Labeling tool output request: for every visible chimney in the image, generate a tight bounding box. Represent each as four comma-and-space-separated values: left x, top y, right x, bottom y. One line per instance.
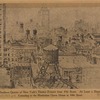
30, 19, 33, 23
20, 23, 23, 28
33, 29, 37, 36
19, 23, 24, 33
58, 36, 62, 41
32, 29, 37, 42
26, 29, 30, 42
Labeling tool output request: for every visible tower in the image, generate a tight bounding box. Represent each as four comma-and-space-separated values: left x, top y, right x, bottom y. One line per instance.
38, 7, 50, 37
35, 45, 61, 85
39, 7, 50, 30
0, 4, 6, 66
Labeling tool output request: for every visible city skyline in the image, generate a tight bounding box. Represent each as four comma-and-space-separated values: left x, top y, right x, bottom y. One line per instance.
6, 5, 100, 34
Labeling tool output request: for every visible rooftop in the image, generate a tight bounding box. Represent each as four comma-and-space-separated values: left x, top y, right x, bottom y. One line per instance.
43, 44, 58, 51
59, 56, 93, 68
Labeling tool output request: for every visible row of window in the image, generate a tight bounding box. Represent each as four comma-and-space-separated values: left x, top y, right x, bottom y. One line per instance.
13, 49, 35, 52
4, 48, 10, 51
4, 53, 10, 56
4, 57, 31, 62
4, 58, 10, 61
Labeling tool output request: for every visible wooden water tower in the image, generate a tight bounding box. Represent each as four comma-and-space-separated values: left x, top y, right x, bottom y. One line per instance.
37, 44, 61, 79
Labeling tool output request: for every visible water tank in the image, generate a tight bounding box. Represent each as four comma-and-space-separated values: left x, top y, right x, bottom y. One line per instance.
43, 44, 58, 64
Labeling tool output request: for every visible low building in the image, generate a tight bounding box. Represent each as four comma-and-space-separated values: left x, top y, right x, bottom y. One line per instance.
59, 56, 82, 83
10, 42, 37, 67
76, 44, 92, 56
58, 55, 98, 88
9, 42, 37, 88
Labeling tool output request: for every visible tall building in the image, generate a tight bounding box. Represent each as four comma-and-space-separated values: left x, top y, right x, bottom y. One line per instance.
38, 7, 50, 37
0, 4, 6, 65
39, 7, 50, 30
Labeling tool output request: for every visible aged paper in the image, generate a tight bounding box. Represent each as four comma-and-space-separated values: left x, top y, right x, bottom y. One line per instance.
0, 3, 100, 99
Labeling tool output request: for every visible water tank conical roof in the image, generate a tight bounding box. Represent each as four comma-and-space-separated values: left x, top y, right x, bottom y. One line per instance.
43, 44, 58, 51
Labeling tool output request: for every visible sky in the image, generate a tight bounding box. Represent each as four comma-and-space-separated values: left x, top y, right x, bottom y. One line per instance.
5, 4, 100, 40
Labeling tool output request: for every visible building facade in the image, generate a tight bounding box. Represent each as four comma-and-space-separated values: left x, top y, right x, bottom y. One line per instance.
3, 43, 11, 68
0, 4, 6, 66
9, 43, 37, 88
10, 43, 37, 67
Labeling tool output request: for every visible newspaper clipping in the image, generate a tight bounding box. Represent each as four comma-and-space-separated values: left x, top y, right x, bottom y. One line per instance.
0, 3, 100, 99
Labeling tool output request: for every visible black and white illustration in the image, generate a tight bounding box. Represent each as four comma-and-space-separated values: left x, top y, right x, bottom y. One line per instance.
0, 4, 100, 89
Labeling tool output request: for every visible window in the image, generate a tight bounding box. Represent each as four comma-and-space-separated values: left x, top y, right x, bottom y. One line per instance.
0, 62, 2, 65
4, 49, 7, 51
5, 61, 8, 64
8, 58, 10, 61
63, 69, 82, 83
0, 57, 2, 60
4, 54, 7, 56
15, 58, 17, 61
76, 74, 82, 83
64, 71, 69, 77
4, 58, 7, 60
28, 67, 30, 70
12, 58, 14, 61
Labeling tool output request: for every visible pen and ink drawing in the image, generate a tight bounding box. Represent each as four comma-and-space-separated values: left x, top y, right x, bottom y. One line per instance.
0, 4, 100, 89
